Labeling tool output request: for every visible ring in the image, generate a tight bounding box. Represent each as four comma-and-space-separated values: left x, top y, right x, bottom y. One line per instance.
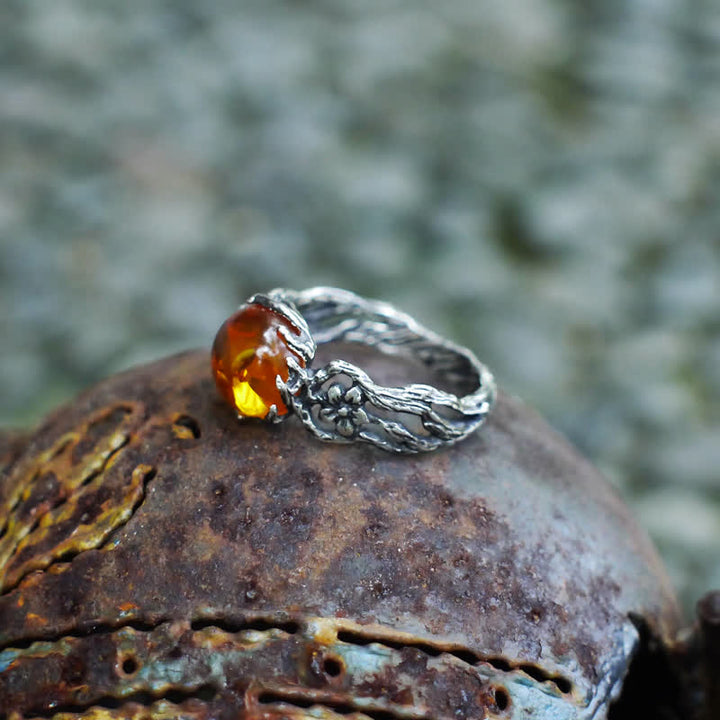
211, 287, 496, 453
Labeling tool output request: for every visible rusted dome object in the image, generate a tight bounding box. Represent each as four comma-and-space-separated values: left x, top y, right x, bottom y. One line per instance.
0, 350, 680, 720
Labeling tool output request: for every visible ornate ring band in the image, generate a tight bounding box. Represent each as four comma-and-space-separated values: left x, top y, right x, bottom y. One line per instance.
211, 287, 496, 454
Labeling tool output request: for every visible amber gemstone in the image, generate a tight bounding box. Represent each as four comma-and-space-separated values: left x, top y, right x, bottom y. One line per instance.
211, 303, 305, 419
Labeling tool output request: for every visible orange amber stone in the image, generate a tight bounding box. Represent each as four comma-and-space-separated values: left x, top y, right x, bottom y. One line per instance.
211, 303, 305, 419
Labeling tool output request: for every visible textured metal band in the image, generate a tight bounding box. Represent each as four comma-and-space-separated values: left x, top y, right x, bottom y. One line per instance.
249, 287, 496, 454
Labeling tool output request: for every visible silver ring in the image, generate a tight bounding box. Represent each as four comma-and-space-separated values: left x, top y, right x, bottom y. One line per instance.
211, 287, 496, 454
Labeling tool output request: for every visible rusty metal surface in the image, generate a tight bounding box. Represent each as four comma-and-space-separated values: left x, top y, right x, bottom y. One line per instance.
0, 349, 681, 719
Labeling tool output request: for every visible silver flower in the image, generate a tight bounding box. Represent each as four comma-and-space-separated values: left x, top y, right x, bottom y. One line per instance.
318, 383, 369, 437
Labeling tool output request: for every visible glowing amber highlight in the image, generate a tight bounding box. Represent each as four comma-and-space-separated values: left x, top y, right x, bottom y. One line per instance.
211, 303, 304, 418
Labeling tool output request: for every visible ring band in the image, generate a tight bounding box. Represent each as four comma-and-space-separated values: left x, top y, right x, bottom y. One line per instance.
211, 287, 496, 454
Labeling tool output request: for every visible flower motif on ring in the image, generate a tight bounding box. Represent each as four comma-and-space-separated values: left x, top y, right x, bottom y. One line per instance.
319, 383, 368, 438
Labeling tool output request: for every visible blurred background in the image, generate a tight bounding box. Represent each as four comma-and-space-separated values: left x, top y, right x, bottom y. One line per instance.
0, 1, 718, 615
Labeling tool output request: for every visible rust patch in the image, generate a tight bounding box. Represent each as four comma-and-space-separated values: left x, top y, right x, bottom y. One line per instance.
171, 414, 202, 441
0, 403, 144, 593
3, 463, 156, 593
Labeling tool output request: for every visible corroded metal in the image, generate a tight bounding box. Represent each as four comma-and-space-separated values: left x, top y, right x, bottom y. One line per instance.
0, 349, 681, 719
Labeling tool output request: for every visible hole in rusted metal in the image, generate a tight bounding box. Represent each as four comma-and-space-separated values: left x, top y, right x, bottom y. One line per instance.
120, 655, 139, 676
257, 690, 416, 720
450, 647, 479, 665
337, 629, 442, 657
144, 466, 157, 481
487, 656, 512, 672
172, 414, 202, 439
322, 654, 345, 677
518, 663, 571, 694
493, 686, 510, 711
190, 617, 299, 635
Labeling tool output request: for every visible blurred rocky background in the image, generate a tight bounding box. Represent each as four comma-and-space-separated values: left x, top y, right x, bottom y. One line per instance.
0, 0, 718, 615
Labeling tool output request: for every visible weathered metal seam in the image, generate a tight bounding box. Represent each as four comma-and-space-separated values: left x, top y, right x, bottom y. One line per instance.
253, 685, 435, 720
332, 624, 574, 698
0, 614, 574, 701
1, 684, 217, 720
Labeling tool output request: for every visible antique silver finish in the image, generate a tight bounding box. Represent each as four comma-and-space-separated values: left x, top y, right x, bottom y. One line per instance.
251, 287, 496, 453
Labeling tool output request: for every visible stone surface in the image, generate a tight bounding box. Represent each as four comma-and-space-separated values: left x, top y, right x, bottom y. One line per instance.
0, 350, 680, 719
